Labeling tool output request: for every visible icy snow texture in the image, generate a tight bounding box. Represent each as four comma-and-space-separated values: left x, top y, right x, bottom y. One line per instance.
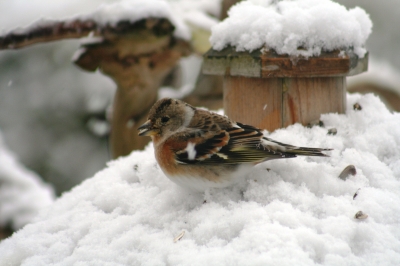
0, 133, 54, 230
210, 0, 372, 58
0, 94, 399, 265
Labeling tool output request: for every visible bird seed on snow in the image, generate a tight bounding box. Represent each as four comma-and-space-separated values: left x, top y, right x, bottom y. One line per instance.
174, 231, 185, 243
355, 211, 368, 220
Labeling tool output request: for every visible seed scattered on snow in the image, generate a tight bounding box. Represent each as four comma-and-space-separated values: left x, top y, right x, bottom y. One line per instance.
307, 120, 324, 128
174, 231, 185, 243
339, 165, 357, 180
353, 188, 360, 200
355, 211, 368, 220
327, 128, 337, 135
353, 103, 362, 110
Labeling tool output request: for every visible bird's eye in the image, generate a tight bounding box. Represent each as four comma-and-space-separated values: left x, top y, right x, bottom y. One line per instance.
161, 116, 170, 123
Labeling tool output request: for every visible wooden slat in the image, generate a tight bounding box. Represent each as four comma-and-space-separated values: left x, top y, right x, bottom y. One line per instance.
203, 47, 368, 78
282, 77, 346, 127
223, 76, 282, 131
203, 48, 261, 77
261, 50, 350, 77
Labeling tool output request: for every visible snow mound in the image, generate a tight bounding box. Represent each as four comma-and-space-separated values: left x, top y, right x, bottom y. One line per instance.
0, 94, 399, 265
210, 0, 372, 58
0, 134, 54, 230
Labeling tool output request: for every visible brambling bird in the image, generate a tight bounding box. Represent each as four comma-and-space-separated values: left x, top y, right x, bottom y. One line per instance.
138, 98, 330, 191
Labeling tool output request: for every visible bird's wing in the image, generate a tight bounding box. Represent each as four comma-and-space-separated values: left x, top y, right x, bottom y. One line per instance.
169, 129, 231, 165
170, 122, 296, 165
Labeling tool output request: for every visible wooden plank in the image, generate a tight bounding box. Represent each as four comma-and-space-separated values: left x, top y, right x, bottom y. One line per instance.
261, 50, 350, 78
203, 47, 261, 77
223, 76, 282, 131
203, 47, 368, 78
282, 77, 346, 127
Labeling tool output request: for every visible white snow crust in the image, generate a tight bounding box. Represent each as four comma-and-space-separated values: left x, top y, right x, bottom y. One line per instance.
5, 0, 191, 41
210, 0, 372, 58
0, 134, 54, 230
0, 93, 399, 265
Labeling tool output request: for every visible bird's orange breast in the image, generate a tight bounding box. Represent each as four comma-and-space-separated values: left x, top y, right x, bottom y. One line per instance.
154, 140, 180, 176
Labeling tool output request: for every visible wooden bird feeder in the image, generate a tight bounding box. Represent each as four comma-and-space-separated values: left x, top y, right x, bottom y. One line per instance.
0, 17, 191, 159
72, 19, 191, 157
203, 47, 368, 131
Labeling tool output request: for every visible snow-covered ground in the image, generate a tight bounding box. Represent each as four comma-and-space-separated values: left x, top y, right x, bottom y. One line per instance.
0, 132, 54, 231
0, 3, 399, 263
0, 93, 399, 265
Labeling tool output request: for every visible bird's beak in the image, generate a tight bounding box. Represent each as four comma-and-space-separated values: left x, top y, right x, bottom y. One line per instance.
138, 120, 156, 136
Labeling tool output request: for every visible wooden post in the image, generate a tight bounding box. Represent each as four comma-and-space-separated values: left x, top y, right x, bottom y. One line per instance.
73, 19, 191, 158
203, 47, 368, 131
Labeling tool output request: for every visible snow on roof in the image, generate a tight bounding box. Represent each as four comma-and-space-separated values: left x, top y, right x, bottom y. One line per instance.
0, 133, 54, 230
7, 0, 191, 41
0, 93, 399, 265
86, 0, 191, 40
210, 0, 372, 58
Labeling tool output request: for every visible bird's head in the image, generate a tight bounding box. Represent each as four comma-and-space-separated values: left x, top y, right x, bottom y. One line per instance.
138, 98, 195, 138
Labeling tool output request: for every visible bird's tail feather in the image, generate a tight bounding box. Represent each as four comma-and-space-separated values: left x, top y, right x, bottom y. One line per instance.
286, 147, 331, 157
262, 137, 331, 157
